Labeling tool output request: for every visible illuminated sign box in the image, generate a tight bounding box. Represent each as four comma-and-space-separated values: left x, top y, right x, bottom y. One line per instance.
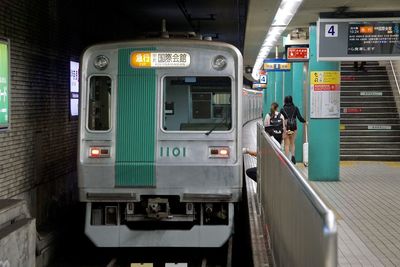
263, 59, 291, 71
70, 61, 79, 117
0, 39, 9, 130
131, 52, 190, 68
285, 45, 309, 62
252, 83, 267, 89
318, 18, 400, 60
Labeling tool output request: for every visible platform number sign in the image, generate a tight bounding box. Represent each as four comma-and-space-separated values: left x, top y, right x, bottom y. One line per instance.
259, 74, 267, 84
325, 24, 338, 37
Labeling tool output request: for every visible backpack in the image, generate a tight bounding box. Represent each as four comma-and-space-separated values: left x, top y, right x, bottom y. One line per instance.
268, 113, 283, 135
283, 108, 297, 131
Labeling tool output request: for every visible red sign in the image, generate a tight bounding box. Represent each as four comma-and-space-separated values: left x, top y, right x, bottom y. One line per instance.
287, 47, 309, 60
343, 108, 362, 113
313, 84, 340, 91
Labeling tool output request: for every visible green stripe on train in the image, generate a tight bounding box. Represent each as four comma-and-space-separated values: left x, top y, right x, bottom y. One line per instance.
115, 47, 156, 187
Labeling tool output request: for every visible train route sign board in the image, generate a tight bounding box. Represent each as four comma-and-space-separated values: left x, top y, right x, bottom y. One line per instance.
310, 71, 340, 118
318, 18, 400, 60
0, 40, 9, 129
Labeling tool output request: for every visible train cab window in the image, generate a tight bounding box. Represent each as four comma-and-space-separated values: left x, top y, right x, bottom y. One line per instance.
163, 76, 232, 131
88, 76, 111, 131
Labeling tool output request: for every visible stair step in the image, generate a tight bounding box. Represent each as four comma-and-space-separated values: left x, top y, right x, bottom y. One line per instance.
340, 124, 400, 130
341, 96, 395, 101
341, 113, 399, 118
341, 130, 400, 136
341, 86, 392, 90
340, 155, 400, 161
340, 148, 400, 155
341, 118, 400, 123
341, 65, 387, 70
341, 142, 400, 149
341, 107, 398, 113
341, 75, 389, 81
341, 91, 393, 97
341, 102, 396, 107
341, 81, 391, 86
341, 136, 400, 142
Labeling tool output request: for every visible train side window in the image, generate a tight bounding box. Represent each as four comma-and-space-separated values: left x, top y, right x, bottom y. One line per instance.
88, 76, 111, 131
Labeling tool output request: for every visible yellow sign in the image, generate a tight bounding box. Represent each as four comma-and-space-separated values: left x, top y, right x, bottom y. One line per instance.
130, 52, 190, 68
311, 71, 340, 85
263, 62, 291, 71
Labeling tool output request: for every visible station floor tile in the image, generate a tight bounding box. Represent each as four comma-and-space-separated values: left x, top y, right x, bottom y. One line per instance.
298, 162, 400, 266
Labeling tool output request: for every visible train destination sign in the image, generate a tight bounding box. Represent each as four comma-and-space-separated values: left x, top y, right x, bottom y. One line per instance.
0, 40, 9, 130
318, 18, 400, 60
348, 22, 400, 55
131, 52, 190, 68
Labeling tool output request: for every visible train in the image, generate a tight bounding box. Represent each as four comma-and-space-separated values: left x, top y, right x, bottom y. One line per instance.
78, 39, 262, 247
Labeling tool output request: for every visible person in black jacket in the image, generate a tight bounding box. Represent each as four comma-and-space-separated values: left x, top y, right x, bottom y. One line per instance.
280, 96, 306, 164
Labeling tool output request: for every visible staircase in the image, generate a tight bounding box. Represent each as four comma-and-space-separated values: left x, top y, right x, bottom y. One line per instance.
340, 62, 400, 161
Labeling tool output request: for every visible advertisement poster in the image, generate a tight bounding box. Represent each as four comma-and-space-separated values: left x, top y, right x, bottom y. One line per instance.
70, 61, 79, 117
310, 71, 340, 118
0, 41, 8, 129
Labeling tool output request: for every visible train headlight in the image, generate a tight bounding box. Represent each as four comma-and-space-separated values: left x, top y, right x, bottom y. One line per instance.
93, 55, 109, 70
209, 147, 230, 158
212, 55, 227, 70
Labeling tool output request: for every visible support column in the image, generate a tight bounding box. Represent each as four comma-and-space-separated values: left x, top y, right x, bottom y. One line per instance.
308, 25, 340, 181
265, 71, 276, 119
275, 72, 283, 106
292, 62, 304, 161
283, 69, 293, 101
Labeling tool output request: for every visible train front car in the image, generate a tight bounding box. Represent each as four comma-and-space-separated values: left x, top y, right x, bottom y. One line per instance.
78, 40, 243, 247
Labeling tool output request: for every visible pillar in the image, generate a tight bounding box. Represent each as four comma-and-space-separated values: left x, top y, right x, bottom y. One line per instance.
308, 25, 340, 181
292, 62, 304, 161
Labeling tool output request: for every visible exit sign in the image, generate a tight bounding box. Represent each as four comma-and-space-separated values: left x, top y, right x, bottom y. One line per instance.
286, 46, 309, 62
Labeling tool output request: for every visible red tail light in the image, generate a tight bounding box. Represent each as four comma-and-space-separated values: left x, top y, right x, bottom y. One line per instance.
89, 147, 110, 158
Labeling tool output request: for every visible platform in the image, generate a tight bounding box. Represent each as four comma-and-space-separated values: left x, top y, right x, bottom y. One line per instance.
298, 162, 400, 267
243, 119, 400, 266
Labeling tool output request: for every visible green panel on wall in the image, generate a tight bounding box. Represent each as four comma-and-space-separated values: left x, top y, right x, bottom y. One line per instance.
116, 47, 156, 187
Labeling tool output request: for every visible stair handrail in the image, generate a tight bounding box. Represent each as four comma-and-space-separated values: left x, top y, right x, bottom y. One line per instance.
389, 60, 400, 97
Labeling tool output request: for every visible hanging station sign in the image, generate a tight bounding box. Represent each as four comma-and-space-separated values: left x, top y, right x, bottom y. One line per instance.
0, 39, 9, 130
310, 71, 341, 118
263, 59, 291, 71
285, 45, 309, 62
317, 18, 400, 61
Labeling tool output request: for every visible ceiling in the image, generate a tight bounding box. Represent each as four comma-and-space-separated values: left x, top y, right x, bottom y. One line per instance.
70, 0, 247, 51
243, 0, 400, 80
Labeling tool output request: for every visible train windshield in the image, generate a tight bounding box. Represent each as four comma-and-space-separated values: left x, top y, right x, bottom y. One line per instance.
163, 76, 232, 132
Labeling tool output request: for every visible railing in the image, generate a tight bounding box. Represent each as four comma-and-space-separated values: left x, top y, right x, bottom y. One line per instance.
389, 60, 400, 97
256, 124, 337, 267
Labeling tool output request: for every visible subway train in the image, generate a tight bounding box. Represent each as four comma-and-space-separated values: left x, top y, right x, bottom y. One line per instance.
78, 39, 262, 247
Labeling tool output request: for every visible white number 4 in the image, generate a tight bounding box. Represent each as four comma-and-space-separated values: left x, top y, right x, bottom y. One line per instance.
325, 24, 338, 37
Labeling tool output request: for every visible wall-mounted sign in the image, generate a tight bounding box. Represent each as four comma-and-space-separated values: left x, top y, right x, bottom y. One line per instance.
0, 39, 9, 130
70, 61, 79, 117
285, 46, 309, 61
263, 59, 291, 71
318, 18, 400, 60
252, 83, 266, 89
130, 52, 190, 68
259, 74, 267, 84
310, 71, 340, 118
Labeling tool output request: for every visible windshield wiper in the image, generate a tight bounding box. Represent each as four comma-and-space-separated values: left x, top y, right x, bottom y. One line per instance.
205, 117, 229, 136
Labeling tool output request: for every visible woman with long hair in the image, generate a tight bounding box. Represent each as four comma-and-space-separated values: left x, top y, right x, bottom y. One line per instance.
264, 102, 285, 145
280, 96, 306, 164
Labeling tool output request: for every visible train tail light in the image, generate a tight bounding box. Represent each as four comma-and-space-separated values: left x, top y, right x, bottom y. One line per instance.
209, 147, 230, 158
89, 147, 110, 158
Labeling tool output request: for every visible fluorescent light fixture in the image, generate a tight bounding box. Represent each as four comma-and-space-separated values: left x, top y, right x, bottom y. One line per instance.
251, 0, 303, 80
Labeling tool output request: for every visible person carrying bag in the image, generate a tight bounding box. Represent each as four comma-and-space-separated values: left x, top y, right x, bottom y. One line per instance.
264, 102, 285, 145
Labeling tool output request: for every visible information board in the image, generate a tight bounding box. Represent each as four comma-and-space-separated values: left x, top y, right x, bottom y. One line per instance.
310, 71, 340, 118
318, 18, 400, 60
0, 40, 9, 129
70, 61, 79, 117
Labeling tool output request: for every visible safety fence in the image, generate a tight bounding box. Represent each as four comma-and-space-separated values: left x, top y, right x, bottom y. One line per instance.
256, 123, 337, 267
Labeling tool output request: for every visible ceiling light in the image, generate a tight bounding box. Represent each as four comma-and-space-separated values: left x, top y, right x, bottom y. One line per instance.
251, 0, 303, 80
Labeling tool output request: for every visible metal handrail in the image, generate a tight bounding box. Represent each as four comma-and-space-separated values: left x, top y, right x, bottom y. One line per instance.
257, 123, 337, 266
390, 60, 400, 97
